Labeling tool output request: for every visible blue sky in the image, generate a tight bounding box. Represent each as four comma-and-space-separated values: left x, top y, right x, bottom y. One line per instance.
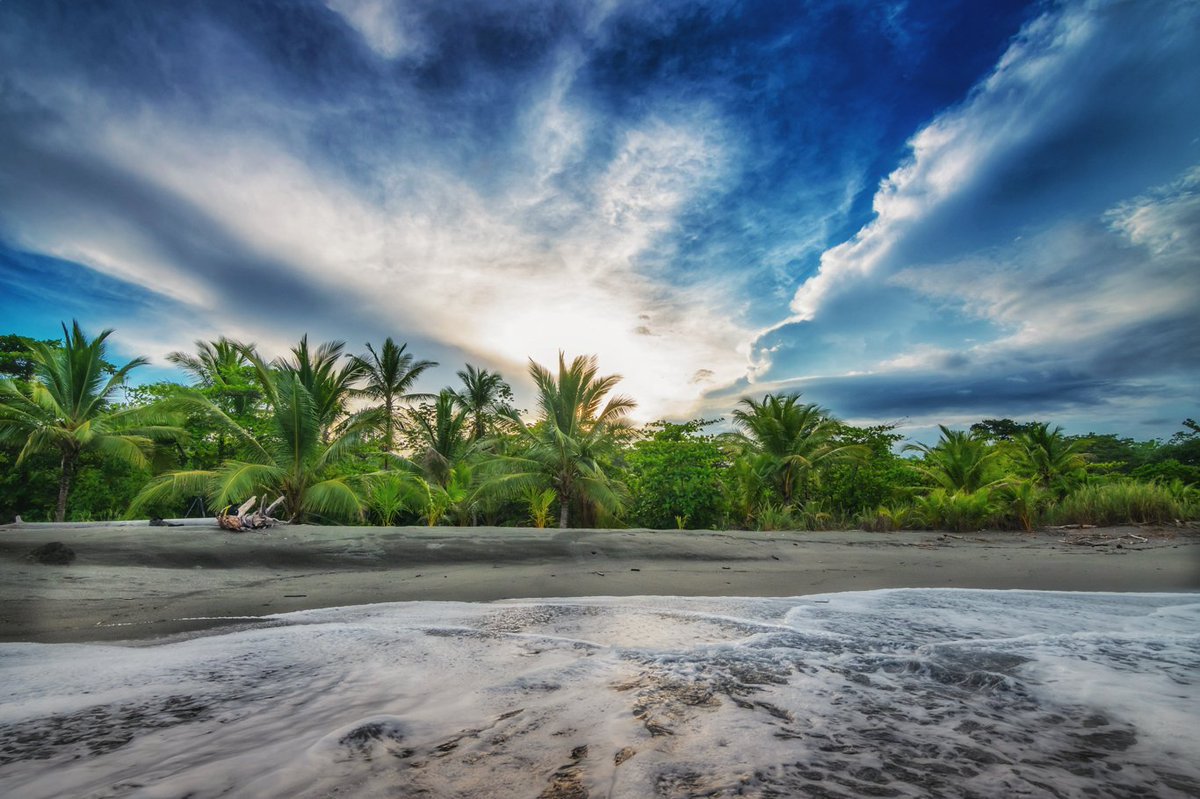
0, 0, 1196, 439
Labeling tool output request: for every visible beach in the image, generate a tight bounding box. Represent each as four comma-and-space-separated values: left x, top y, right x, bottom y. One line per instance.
1, 522, 1196, 643
3, 523, 1200, 798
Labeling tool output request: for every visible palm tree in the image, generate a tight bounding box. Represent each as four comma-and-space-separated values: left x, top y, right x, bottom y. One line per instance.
351, 338, 437, 459
166, 337, 257, 414
452, 364, 512, 441
484, 353, 634, 528
723, 453, 773, 528
1014, 423, 1086, 493
728, 393, 865, 505
273, 336, 365, 440
131, 353, 368, 523
403, 390, 474, 487
0, 321, 183, 521
904, 426, 999, 493
167, 337, 259, 463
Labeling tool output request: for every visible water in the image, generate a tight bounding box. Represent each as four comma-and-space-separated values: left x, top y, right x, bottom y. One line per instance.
1, 589, 1197, 798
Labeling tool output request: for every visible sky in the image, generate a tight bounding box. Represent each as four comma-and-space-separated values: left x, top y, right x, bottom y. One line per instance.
0, 0, 1197, 440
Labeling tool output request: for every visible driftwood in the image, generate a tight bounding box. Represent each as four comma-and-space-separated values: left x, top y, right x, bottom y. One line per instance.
217, 495, 285, 532
1060, 532, 1150, 547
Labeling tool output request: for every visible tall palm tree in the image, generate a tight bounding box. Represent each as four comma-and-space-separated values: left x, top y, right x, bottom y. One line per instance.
1014, 422, 1086, 493
728, 393, 864, 505
484, 353, 634, 528
273, 336, 365, 440
0, 321, 183, 521
132, 354, 368, 523
452, 364, 512, 441
350, 338, 436, 457
904, 426, 999, 493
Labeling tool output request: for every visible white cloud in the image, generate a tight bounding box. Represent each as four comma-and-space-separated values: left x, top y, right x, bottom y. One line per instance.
1105, 165, 1200, 256
324, 0, 432, 61
786, 2, 1096, 324
1, 60, 755, 422
755, 1, 1199, 424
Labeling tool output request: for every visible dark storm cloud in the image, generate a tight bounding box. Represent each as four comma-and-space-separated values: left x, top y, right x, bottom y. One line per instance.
798, 368, 1145, 419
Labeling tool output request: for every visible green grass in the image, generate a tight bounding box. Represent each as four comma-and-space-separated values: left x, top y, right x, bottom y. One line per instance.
1051, 480, 1200, 526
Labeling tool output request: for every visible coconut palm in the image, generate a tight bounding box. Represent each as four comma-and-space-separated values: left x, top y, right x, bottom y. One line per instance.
452, 364, 512, 441
131, 354, 369, 523
167, 337, 260, 463
1013, 422, 1086, 493
904, 426, 999, 493
0, 321, 183, 521
484, 353, 634, 528
166, 337, 257, 414
403, 390, 474, 488
273, 335, 365, 440
351, 338, 437, 458
723, 452, 774, 528
727, 393, 865, 505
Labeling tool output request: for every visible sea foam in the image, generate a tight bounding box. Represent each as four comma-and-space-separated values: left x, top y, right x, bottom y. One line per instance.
1, 589, 1197, 798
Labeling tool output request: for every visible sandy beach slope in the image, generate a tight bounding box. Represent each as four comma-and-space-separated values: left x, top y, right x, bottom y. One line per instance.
1, 523, 1197, 643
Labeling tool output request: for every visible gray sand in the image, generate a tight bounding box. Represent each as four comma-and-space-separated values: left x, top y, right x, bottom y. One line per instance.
1, 523, 1197, 643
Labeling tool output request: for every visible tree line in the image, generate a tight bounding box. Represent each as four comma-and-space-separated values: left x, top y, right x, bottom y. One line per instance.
1, 323, 1197, 530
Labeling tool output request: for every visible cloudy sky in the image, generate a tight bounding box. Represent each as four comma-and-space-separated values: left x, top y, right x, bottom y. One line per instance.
1, 0, 1197, 439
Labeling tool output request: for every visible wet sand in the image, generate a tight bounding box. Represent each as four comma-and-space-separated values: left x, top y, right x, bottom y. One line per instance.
1, 522, 1197, 643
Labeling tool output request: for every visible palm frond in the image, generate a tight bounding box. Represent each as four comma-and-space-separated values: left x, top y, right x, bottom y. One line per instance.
302, 478, 364, 520
129, 470, 218, 516
91, 434, 154, 469
212, 462, 287, 507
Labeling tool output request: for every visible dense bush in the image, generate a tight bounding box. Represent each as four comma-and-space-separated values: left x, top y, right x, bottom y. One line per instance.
1051, 480, 1200, 526
913, 488, 996, 533
625, 421, 727, 529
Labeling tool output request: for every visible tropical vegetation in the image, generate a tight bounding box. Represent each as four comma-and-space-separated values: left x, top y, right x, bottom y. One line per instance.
1, 321, 1197, 530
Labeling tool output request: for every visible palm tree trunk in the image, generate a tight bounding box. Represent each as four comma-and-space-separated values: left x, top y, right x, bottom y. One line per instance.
558, 494, 569, 529
384, 398, 395, 452
383, 399, 394, 470
55, 451, 76, 523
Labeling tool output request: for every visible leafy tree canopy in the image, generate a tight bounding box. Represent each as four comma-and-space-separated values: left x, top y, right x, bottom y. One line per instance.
626, 420, 727, 529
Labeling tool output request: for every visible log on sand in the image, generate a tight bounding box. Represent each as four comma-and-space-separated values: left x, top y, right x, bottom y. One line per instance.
217, 496, 285, 532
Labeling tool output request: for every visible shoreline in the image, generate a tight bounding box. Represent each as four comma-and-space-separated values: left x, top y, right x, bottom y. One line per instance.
2, 523, 1197, 644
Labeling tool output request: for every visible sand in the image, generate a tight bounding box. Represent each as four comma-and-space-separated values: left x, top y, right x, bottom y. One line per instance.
1, 522, 1197, 643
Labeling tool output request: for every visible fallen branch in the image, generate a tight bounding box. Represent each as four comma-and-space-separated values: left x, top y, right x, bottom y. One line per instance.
217, 495, 285, 532
1061, 532, 1151, 547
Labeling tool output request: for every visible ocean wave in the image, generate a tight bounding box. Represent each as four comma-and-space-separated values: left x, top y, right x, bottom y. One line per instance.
1, 589, 1198, 798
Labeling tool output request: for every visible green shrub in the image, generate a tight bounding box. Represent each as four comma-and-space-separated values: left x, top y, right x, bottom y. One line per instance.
996, 480, 1051, 532
757, 502, 797, 531
626, 422, 727, 529
860, 503, 916, 532
796, 500, 843, 530
1051, 480, 1200, 526
914, 488, 996, 532
364, 473, 412, 526
1131, 459, 1200, 486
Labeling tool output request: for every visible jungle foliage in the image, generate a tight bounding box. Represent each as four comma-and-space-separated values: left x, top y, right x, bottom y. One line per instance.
2, 322, 1197, 530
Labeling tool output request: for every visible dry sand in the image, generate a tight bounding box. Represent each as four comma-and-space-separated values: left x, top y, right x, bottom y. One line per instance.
1, 522, 1197, 643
